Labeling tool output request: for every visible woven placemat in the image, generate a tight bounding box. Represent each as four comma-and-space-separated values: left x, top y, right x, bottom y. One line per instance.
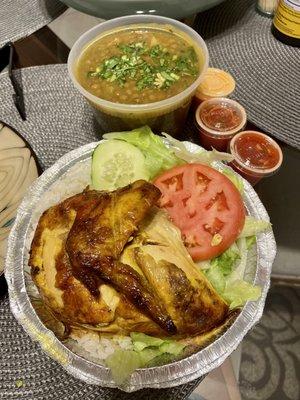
195, 0, 300, 149
0, 0, 66, 48
0, 294, 203, 399
0, 64, 203, 399
0, 64, 98, 170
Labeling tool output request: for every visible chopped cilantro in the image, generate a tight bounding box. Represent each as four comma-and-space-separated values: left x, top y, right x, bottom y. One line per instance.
87, 41, 199, 91
149, 44, 162, 58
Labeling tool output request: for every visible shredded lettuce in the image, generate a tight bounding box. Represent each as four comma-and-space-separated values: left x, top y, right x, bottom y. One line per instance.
211, 242, 240, 276
222, 167, 244, 194
222, 280, 261, 309
130, 332, 164, 350
204, 243, 240, 294
103, 126, 181, 178
205, 262, 226, 293
205, 216, 267, 308
159, 341, 185, 356
246, 235, 256, 249
147, 352, 176, 367
139, 348, 162, 365
226, 238, 248, 284
162, 132, 234, 165
239, 216, 271, 238
204, 238, 261, 309
130, 333, 184, 357
106, 350, 142, 385
106, 333, 185, 384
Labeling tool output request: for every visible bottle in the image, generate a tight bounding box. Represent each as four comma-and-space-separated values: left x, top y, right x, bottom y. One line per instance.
272, 0, 300, 47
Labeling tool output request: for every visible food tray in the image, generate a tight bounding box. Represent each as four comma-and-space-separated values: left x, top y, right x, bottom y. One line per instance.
5, 139, 276, 392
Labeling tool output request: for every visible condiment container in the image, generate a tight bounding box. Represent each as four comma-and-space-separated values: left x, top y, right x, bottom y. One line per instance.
68, 15, 209, 138
193, 67, 235, 108
256, 0, 279, 17
195, 98, 247, 151
272, 0, 300, 47
229, 131, 283, 185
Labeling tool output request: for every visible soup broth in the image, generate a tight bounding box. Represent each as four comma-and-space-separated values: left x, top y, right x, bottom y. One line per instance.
76, 27, 201, 105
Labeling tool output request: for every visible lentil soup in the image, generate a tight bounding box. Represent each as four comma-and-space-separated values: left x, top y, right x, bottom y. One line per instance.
76, 27, 201, 105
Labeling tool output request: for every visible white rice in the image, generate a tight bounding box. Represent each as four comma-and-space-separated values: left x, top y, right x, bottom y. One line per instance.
68, 331, 133, 364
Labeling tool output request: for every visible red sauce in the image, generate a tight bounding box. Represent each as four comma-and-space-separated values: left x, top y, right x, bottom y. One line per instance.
234, 132, 280, 170
200, 103, 241, 132
199, 131, 231, 152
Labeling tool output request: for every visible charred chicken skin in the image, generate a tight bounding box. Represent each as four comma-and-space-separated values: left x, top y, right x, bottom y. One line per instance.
66, 180, 176, 333
30, 180, 229, 338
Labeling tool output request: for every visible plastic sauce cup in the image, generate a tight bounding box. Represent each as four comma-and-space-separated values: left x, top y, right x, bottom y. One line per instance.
192, 68, 236, 109
68, 15, 209, 138
229, 131, 283, 185
195, 98, 247, 151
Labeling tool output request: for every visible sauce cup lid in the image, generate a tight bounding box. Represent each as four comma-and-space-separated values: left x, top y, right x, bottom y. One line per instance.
195, 68, 235, 101
195, 97, 247, 137
230, 130, 283, 176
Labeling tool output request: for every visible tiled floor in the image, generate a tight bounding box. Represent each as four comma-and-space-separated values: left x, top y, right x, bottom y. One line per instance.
240, 284, 300, 400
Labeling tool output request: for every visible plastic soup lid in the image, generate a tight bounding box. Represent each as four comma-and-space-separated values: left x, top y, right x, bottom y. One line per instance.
195, 68, 236, 101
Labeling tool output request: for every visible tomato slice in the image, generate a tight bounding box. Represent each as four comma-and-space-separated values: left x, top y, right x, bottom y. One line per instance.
154, 163, 245, 261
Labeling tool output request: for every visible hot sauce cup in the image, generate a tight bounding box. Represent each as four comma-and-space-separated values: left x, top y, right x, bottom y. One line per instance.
195, 98, 247, 151
229, 131, 283, 186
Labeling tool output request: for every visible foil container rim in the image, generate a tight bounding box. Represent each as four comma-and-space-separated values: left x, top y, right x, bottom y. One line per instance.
4, 140, 276, 392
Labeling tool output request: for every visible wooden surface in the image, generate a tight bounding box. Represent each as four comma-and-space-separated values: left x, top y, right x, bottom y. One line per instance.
14, 26, 69, 68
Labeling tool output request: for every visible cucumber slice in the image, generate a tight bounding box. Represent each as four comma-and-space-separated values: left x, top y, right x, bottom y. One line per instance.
91, 140, 149, 190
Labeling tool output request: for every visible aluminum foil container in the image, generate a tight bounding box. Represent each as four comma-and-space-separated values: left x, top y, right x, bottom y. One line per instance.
5, 141, 276, 392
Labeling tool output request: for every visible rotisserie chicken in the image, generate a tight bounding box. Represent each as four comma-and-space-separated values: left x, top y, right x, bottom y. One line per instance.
29, 180, 230, 338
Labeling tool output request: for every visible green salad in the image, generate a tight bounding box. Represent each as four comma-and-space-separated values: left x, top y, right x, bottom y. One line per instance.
90, 126, 271, 384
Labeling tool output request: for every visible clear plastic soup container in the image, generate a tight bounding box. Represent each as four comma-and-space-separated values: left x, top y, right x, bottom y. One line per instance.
195, 98, 247, 151
68, 15, 209, 137
229, 130, 283, 186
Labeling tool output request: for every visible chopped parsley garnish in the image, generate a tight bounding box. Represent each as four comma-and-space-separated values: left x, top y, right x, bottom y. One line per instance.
87, 42, 198, 90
